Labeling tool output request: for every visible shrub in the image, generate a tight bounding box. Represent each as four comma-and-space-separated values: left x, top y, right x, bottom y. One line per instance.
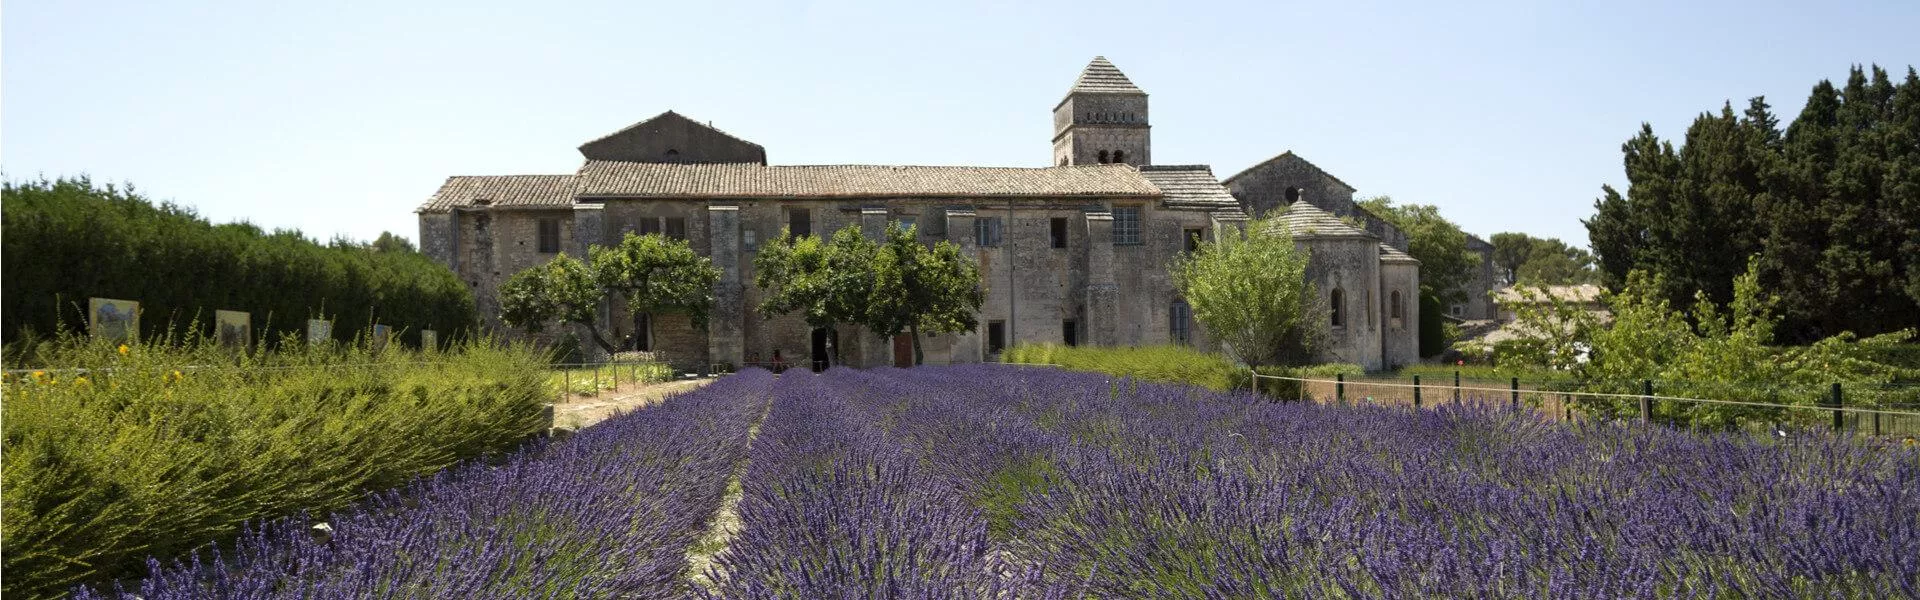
1, 176, 475, 347
1, 334, 550, 599
1002, 344, 1242, 391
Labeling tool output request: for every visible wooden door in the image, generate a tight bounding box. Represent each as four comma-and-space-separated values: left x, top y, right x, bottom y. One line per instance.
893, 334, 913, 367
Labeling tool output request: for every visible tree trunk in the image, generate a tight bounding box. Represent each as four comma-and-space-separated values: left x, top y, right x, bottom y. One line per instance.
910, 323, 925, 366
577, 321, 618, 355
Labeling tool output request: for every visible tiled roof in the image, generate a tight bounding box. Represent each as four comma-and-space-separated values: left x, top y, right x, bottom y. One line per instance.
574, 161, 1162, 199
418, 175, 576, 213
1223, 151, 1358, 193
1268, 201, 1377, 240
1493, 284, 1603, 304
1379, 243, 1419, 264
1067, 56, 1143, 96
1139, 165, 1241, 212
578, 110, 764, 152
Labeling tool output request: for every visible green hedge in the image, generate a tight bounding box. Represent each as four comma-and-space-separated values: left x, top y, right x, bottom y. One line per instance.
1002, 344, 1365, 398
1, 336, 551, 599
1, 176, 474, 347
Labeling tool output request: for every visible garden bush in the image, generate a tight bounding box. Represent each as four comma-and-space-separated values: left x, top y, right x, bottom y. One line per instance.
1, 176, 474, 348
1, 335, 551, 599
1002, 343, 1242, 391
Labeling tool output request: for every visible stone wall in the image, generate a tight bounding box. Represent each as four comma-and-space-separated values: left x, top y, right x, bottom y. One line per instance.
578, 112, 767, 164
1298, 236, 1384, 371
1379, 260, 1420, 369
1052, 94, 1150, 166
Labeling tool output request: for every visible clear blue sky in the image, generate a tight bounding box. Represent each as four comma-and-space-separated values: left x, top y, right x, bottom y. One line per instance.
6, 1, 1916, 250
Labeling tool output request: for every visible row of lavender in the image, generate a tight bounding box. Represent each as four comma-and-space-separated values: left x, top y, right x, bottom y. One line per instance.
713, 366, 1918, 598
77, 369, 776, 600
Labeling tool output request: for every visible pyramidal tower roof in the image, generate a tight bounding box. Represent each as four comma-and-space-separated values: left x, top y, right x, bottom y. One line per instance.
1067, 56, 1144, 95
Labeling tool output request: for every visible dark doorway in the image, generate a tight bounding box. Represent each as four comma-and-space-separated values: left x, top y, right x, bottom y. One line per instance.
1062, 319, 1078, 347
987, 321, 1006, 356
893, 334, 913, 367
633, 313, 652, 351
810, 327, 838, 372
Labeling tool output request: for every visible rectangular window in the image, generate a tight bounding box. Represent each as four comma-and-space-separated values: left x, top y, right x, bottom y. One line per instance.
1170, 301, 1192, 345
896, 216, 916, 233
1112, 206, 1142, 245
1050, 217, 1069, 249
743, 229, 757, 248
788, 208, 812, 238
1450, 304, 1465, 317
664, 217, 687, 240
975, 217, 1004, 247
1184, 227, 1205, 253
1062, 319, 1078, 346
987, 321, 1006, 355
637, 217, 662, 236
536, 218, 561, 253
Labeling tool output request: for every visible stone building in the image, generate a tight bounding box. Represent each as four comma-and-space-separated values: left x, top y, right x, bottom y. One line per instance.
417, 56, 1422, 371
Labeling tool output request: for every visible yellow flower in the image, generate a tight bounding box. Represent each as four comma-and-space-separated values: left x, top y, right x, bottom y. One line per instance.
31, 370, 46, 380
165, 370, 185, 384
118, 344, 130, 355
73, 376, 89, 387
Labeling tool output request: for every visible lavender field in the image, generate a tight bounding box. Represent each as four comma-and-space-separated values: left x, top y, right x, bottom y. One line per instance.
87, 366, 1918, 598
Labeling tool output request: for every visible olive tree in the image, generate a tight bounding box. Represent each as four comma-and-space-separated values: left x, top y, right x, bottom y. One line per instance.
1173, 218, 1319, 367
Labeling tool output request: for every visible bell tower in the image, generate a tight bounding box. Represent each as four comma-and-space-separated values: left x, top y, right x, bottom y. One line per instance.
1052, 56, 1150, 166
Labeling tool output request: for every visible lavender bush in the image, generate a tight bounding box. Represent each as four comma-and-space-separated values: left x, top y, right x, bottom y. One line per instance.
75, 369, 775, 600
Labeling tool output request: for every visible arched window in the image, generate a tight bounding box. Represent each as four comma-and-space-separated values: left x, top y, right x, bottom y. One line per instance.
1098, 150, 1111, 164
1389, 290, 1404, 329
1059, 157, 1068, 166
1284, 187, 1301, 203
1330, 288, 1346, 328
1112, 150, 1126, 164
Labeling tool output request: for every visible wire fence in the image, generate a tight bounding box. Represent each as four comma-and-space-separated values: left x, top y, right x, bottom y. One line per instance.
1250, 372, 1920, 438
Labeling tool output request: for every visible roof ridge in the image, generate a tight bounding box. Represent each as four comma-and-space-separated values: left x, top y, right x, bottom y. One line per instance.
1063, 56, 1144, 99
577, 110, 766, 152
1221, 150, 1357, 193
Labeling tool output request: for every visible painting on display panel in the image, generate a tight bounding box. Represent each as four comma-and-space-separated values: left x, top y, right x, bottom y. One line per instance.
89, 298, 140, 344
215, 310, 251, 349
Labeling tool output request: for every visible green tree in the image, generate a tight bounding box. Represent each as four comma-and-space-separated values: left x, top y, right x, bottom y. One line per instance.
370, 231, 417, 253
1503, 260, 1917, 428
1357, 196, 1478, 305
1491, 232, 1596, 285
589, 232, 722, 348
862, 224, 984, 365
498, 253, 618, 353
1587, 65, 1920, 343
752, 225, 878, 367
1173, 217, 1319, 367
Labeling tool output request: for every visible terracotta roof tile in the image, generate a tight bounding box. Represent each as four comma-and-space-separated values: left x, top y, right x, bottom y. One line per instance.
417, 175, 576, 213
1138, 165, 1242, 212
1268, 201, 1377, 240
1067, 56, 1144, 96
574, 161, 1161, 199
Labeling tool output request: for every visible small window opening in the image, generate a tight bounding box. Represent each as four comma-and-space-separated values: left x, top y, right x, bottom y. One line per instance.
1112, 150, 1126, 164
1285, 187, 1302, 203
1389, 290, 1404, 329
1331, 288, 1346, 328
1183, 227, 1204, 253
976, 217, 1004, 247
537, 218, 561, 253
788, 208, 811, 238
1097, 150, 1111, 164
638, 218, 662, 236
664, 217, 687, 240
1050, 217, 1069, 249
1170, 301, 1192, 345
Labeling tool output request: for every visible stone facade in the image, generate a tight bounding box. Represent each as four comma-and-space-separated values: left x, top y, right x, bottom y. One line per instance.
417, 57, 1421, 371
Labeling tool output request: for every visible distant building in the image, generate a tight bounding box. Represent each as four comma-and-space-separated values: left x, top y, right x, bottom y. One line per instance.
417, 57, 1422, 370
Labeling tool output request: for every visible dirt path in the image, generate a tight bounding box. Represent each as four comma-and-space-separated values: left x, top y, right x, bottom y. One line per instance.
551, 378, 712, 430
684, 393, 775, 591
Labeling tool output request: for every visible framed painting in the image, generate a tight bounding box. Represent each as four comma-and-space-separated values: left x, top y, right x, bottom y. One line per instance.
307, 319, 333, 345
89, 298, 140, 343
215, 310, 251, 349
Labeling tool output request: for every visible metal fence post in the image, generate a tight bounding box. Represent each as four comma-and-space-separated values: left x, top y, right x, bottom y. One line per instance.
1831, 382, 1844, 433
1413, 375, 1422, 409
593, 366, 599, 396
1336, 373, 1345, 404
562, 368, 571, 404
1510, 377, 1519, 410
1873, 410, 1882, 437
1453, 370, 1461, 404
1640, 380, 1653, 422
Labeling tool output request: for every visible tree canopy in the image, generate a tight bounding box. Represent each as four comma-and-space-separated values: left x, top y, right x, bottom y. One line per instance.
1490, 232, 1596, 285
1173, 218, 1320, 367
754, 224, 982, 366
498, 232, 719, 355
1357, 196, 1479, 306
1585, 64, 1920, 343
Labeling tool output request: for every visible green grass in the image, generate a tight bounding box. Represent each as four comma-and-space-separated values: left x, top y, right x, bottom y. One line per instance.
1, 335, 552, 600
548, 362, 675, 398
1001, 343, 1363, 397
